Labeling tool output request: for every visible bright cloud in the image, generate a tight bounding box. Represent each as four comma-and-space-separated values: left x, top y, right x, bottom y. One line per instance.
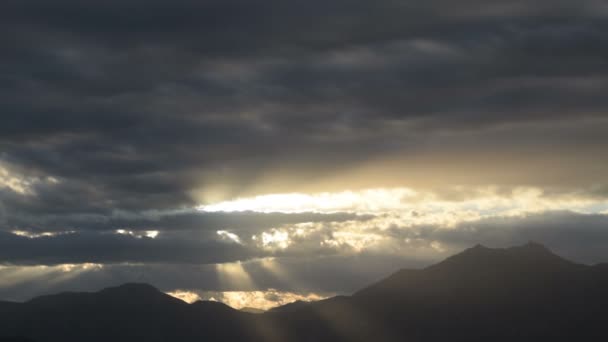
199, 188, 417, 214
200, 187, 608, 227
11, 230, 75, 239
167, 287, 328, 310
198, 289, 329, 310
115, 229, 160, 239
217, 230, 242, 244
166, 290, 202, 304
258, 229, 291, 250
196, 187, 608, 257
0, 162, 59, 195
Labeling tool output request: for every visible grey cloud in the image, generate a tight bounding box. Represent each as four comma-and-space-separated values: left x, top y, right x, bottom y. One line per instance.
1, 211, 608, 301
0, 0, 608, 300
2, 210, 607, 283
0, 230, 257, 265
0, 211, 371, 265
425, 211, 608, 264
374, 211, 608, 265
1, 202, 369, 233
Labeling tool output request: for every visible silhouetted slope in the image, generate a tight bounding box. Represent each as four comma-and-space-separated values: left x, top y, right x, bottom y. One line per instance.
0, 301, 19, 314
268, 299, 314, 313
15, 283, 190, 341
2, 243, 608, 342
0, 338, 36, 342
266, 242, 608, 341
343, 242, 607, 341
355, 242, 584, 298
1, 283, 252, 342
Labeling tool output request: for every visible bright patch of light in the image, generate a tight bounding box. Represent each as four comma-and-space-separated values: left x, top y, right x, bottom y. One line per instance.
145, 230, 159, 239
59, 263, 103, 272
430, 241, 446, 252
259, 229, 291, 249
0, 263, 103, 291
0, 166, 33, 195
321, 231, 385, 252
0, 162, 60, 195
215, 262, 255, 290
217, 230, 242, 244
198, 188, 417, 214
166, 290, 201, 303
196, 187, 608, 257
12, 230, 75, 239
115, 229, 159, 239
198, 289, 329, 310
198, 187, 608, 228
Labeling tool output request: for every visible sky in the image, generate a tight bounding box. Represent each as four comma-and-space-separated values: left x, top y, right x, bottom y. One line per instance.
1, 0, 608, 310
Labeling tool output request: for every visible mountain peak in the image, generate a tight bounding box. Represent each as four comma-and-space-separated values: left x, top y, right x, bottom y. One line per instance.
96, 283, 186, 305
470, 243, 489, 250
355, 242, 583, 299
464, 241, 554, 257
429, 242, 574, 272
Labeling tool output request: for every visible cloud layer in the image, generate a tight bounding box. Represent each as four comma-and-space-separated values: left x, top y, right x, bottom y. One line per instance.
1, 0, 607, 307
2, 0, 608, 211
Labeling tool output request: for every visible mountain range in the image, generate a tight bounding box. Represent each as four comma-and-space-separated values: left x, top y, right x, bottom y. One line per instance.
1, 242, 607, 341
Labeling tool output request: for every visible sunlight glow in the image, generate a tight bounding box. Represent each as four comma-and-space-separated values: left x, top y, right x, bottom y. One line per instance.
0, 263, 103, 291
0, 166, 34, 195
215, 262, 255, 290
166, 290, 202, 303
197, 289, 329, 310
145, 230, 159, 239
259, 257, 290, 281
195, 187, 608, 256
59, 263, 103, 272
0, 162, 60, 195
11, 230, 75, 239
259, 229, 291, 249
217, 230, 242, 244
321, 231, 385, 252
115, 229, 160, 239
198, 188, 417, 213
198, 187, 608, 227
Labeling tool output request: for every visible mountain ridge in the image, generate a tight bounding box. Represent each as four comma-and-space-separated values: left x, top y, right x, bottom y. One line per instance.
2, 242, 607, 342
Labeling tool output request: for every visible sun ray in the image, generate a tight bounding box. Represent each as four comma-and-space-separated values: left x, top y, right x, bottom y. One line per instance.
215, 261, 255, 290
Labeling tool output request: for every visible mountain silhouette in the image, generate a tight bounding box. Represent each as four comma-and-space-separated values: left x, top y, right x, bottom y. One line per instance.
355, 241, 582, 298
2, 243, 607, 341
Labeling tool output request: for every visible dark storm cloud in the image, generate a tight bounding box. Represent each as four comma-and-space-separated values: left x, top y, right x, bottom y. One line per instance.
0, 221, 347, 265
1, 0, 608, 267
0, 230, 257, 265
1, 187, 369, 232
